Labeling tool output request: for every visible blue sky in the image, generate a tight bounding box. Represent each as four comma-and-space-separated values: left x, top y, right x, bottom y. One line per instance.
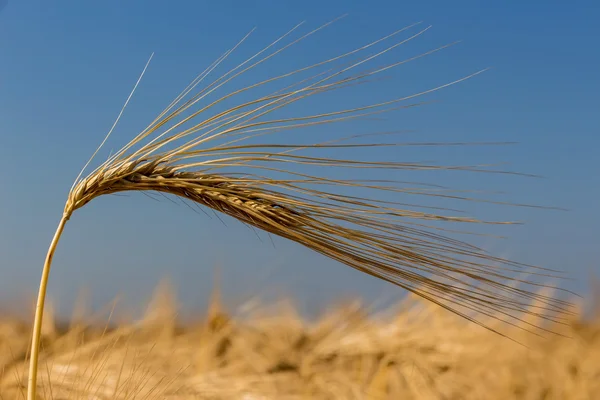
0, 0, 598, 319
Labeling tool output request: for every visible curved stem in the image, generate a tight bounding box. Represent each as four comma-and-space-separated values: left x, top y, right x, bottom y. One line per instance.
27, 214, 69, 400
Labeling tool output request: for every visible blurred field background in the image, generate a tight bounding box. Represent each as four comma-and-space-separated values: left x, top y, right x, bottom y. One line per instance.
1, 279, 598, 399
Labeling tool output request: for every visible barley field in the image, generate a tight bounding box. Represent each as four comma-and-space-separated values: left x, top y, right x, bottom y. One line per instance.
1, 282, 598, 399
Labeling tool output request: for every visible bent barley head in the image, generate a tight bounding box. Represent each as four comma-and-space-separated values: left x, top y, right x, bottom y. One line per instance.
28, 18, 576, 399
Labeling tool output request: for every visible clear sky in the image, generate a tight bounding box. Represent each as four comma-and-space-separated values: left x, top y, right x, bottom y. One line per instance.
0, 1, 598, 319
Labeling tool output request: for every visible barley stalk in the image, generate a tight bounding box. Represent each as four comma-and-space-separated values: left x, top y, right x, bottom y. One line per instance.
27, 19, 574, 399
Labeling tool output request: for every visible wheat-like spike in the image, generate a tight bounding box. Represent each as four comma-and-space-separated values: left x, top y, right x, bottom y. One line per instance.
28, 20, 576, 399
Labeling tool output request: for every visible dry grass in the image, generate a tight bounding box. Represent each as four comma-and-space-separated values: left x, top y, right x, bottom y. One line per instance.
2, 282, 598, 399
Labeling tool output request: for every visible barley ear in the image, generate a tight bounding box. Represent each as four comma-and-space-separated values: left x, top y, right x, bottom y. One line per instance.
26, 21, 575, 399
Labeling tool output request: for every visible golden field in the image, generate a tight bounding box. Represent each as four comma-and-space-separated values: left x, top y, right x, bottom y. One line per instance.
1, 282, 598, 400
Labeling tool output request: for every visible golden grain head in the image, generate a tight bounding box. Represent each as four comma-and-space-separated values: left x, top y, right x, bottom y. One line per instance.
53, 19, 578, 342
25, 18, 587, 399
26, 18, 583, 400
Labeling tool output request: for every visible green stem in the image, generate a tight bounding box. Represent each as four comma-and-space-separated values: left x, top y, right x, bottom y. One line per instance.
27, 214, 69, 400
